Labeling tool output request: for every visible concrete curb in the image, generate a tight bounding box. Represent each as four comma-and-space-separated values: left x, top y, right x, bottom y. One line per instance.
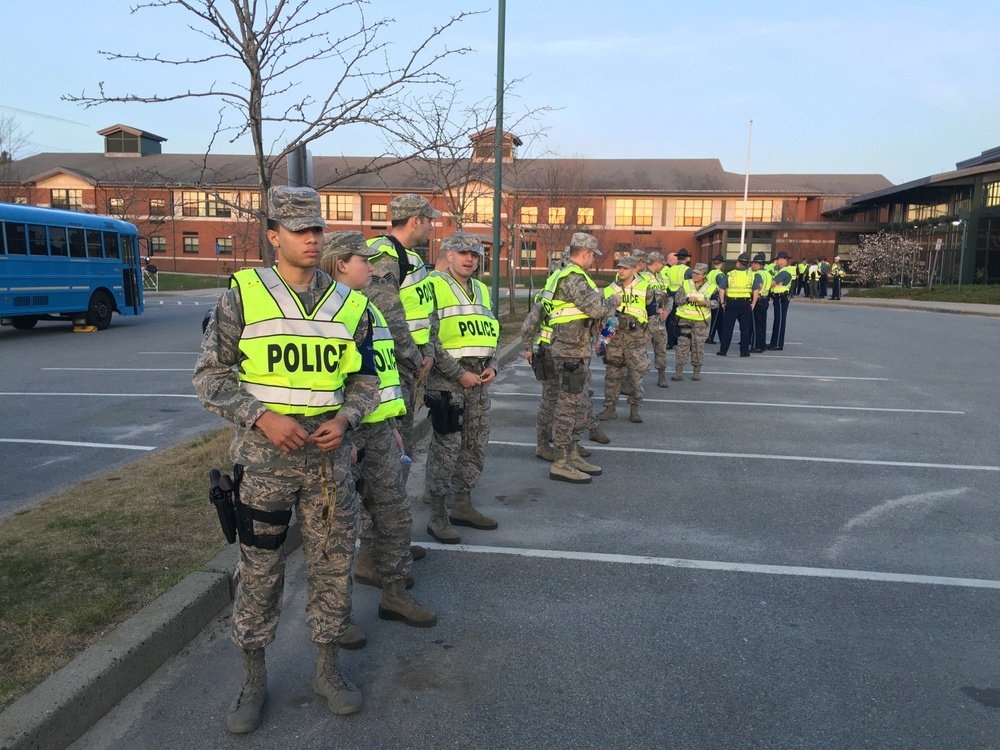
0, 340, 522, 750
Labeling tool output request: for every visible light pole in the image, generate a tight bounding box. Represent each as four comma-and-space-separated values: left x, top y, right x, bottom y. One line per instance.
952, 219, 968, 292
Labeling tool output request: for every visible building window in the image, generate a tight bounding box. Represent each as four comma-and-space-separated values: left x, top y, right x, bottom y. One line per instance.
735, 200, 773, 223
107, 197, 126, 214
370, 203, 387, 222
577, 207, 594, 225
51, 189, 83, 211
149, 236, 166, 255
324, 195, 353, 221
181, 191, 200, 217
149, 198, 167, 216
12, 196, 28, 205
105, 131, 141, 154
207, 192, 232, 218
547, 207, 566, 225
216, 237, 233, 255
463, 196, 494, 224
519, 239, 537, 267
183, 235, 200, 254
614, 199, 653, 227
675, 199, 712, 227
985, 182, 1000, 208
520, 206, 538, 224
179, 191, 232, 217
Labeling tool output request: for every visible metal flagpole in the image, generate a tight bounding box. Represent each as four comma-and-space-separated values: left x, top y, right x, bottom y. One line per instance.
490, 0, 506, 317
739, 119, 753, 255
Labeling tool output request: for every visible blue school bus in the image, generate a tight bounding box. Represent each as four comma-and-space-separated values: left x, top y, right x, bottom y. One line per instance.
0, 203, 143, 330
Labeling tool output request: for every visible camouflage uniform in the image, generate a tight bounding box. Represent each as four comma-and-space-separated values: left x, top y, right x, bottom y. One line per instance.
602, 261, 657, 412
673, 266, 719, 374
520, 300, 558, 449
644, 252, 669, 372
193, 269, 379, 649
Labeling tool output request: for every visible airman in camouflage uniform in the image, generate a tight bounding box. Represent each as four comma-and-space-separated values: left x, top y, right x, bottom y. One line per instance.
597, 255, 659, 424
673, 262, 720, 380
364, 194, 440, 481
319, 231, 436, 650
547, 233, 620, 484
193, 188, 380, 733
644, 251, 671, 386
423, 232, 500, 544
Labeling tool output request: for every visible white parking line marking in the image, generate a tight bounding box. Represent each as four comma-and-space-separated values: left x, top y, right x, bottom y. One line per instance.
421, 542, 1000, 591
488, 441, 1000, 472
0, 438, 155, 451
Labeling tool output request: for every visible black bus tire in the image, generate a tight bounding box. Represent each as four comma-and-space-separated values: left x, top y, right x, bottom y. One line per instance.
11, 317, 38, 330
86, 290, 115, 331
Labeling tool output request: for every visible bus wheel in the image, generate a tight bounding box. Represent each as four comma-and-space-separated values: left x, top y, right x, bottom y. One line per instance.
11, 317, 38, 330
86, 290, 114, 331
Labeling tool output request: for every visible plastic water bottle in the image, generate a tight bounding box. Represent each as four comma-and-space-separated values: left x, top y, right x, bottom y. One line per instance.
400, 453, 412, 465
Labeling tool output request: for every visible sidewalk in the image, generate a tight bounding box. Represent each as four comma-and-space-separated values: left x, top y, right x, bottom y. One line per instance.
790, 294, 1000, 318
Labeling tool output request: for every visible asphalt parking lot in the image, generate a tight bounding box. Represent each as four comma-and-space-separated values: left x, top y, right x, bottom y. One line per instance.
57, 301, 1000, 750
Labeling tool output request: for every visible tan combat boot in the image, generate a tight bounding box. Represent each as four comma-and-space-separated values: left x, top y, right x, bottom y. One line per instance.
378, 580, 438, 627
589, 425, 611, 444
597, 405, 617, 421
671, 364, 684, 381
535, 437, 554, 462
355, 552, 415, 590
629, 404, 643, 423
426, 493, 461, 544
340, 619, 367, 650
657, 368, 669, 387
315, 642, 363, 715
227, 648, 267, 734
578, 444, 593, 457
567, 442, 602, 476
549, 447, 592, 483
449, 490, 498, 530
692, 366, 701, 381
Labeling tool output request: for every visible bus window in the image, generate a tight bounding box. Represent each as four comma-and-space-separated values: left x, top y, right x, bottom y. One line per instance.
68, 228, 86, 258
121, 234, 136, 265
4, 222, 28, 255
103, 231, 120, 259
50, 227, 69, 256
28, 225, 49, 256
86, 230, 104, 258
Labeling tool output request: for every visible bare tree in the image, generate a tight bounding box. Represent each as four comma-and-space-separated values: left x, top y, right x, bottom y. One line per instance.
64, 0, 477, 266
0, 114, 31, 202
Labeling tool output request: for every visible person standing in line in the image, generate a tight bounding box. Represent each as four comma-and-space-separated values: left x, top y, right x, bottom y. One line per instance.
796, 258, 809, 297
644, 251, 671, 387
597, 255, 656, 424
768, 251, 795, 350
672, 263, 719, 380
545, 232, 620, 484
193, 187, 380, 733
705, 254, 727, 344
717, 252, 758, 358
319, 231, 436, 647
829, 256, 845, 300
665, 248, 692, 349
818, 257, 830, 299
749, 253, 771, 353
365, 195, 439, 480
423, 232, 500, 544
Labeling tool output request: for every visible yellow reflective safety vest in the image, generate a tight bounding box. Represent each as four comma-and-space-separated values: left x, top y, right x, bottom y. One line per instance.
367, 236, 434, 345
675, 278, 719, 322
770, 266, 794, 293
234, 267, 365, 416
430, 270, 498, 359
604, 276, 650, 323
755, 268, 773, 296
667, 262, 689, 292
706, 267, 724, 286
362, 303, 406, 424
543, 265, 598, 325
532, 290, 553, 347
726, 268, 754, 299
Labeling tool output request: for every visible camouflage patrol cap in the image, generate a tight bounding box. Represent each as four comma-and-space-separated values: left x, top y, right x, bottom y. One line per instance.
616, 255, 638, 268
389, 194, 442, 222
267, 186, 327, 232
321, 230, 377, 260
631, 249, 649, 262
441, 231, 484, 255
647, 251, 665, 264
569, 232, 602, 256
692, 262, 709, 275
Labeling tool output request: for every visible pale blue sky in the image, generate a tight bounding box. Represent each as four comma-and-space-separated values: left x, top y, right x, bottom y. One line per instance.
2, 0, 997, 184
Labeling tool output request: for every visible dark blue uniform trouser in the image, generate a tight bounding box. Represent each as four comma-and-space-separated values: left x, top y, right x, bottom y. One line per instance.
831, 277, 842, 300
707, 302, 723, 343
769, 294, 790, 348
666, 291, 678, 348
818, 276, 828, 298
752, 297, 768, 350
719, 298, 752, 355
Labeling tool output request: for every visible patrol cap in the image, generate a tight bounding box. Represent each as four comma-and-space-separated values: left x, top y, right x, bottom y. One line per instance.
712, 253, 726, 263
441, 230, 484, 255
752, 253, 766, 264
631, 249, 649, 261
736, 252, 750, 263
692, 262, 708, 275
569, 232, 602, 256
676, 248, 691, 259
616, 255, 638, 268
268, 186, 327, 232
647, 251, 665, 263
321, 230, 377, 260
775, 251, 791, 259
389, 193, 442, 222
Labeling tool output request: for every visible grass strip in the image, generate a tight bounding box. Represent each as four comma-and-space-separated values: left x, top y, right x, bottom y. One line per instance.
847, 284, 1000, 304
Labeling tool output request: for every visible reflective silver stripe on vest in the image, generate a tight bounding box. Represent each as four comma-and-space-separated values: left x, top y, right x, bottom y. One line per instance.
372, 325, 393, 342
447, 346, 496, 358
407, 318, 431, 333
549, 306, 585, 320
243, 383, 345, 409
400, 260, 429, 290
242, 318, 353, 340
437, 301, 492, 316
378, 384, 404, 403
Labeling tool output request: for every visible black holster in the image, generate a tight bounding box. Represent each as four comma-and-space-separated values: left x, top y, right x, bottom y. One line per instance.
559, 360, 587, 394
425, 391, 464, 434
531, 346, 556, 382
231, 464, 292, 550
209, 468, 238, 544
